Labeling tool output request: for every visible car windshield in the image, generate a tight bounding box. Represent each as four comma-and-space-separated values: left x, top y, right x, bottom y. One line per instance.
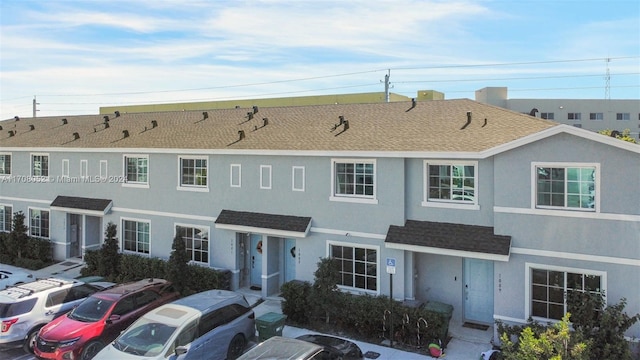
68, 296, 114, 322
113, 318, 176, 357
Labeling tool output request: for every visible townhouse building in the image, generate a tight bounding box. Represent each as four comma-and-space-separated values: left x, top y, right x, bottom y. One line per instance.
1, 98, 638, 340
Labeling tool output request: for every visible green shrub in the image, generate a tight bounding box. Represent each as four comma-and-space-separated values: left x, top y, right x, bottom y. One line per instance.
281, 280, 312, 324
97, 222, 120, 280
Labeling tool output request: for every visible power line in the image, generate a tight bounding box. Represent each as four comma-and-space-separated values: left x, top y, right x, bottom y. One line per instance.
395, 72, 639, 84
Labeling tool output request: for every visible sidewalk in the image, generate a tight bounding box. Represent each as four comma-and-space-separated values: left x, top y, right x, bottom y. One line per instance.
9, 260, 496, 359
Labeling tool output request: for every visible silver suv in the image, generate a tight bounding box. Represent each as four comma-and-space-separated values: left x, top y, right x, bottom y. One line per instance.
0, 277, 111, 354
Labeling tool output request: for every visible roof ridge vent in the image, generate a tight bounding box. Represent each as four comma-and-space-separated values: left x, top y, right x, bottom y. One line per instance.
62, 118, 68, 125
253, 105, 259, 114
73, 132, 80, 140
114, 110, 120, 117
104, 121, 110, 129
104, 115, 109, 122
247, 112, 253, 120
151, 120, 158, 128
203, 111, 208, 119
122, 130, 129, 138
14, 116, 19, 121
29, 124, 35, 131
8, 130, 15, 137
238, 130, 245, 140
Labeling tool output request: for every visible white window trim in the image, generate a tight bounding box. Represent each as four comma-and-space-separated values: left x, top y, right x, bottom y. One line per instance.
524, 262, 607, 323
80, 160, 88, 179
62, 159, 70, 178
230, 164, 241, 188
0, 152, 11, 177
326, 240, 380, 296
122, 154, 149, 188
28, 206, 50, 239
531, 162, 600, 213
292, 166, 305, 192
422, 160, 479, 210
616, 113, 630, 121
330, 158, 378, 204
177, 155, 209, 192
120, 216, 151, 256
100, 160, 108, 179
260, 165, 272, 190
174, 223, 210, 265
30, 152, 50, 180
0, 203, 13, 233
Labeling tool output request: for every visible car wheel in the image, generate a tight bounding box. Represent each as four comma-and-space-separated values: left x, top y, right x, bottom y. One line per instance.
81, 340, 104, 360
227, 334, 246, 360
23, 328, 39, 354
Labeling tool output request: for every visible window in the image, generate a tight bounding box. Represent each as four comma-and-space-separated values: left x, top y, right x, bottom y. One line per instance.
329, 243, 377, 293
32, 154, 49, 177
540, 113, 554, 120
0, 205, 12, 232
589, 113, 603, 121
230, 164, 241, 187
260, 165, 272, 189
426, 162, 476, 204
535, 163, 597, 211
567, 113, 581, 121
80, 160, 88, 178
176, 225, 209, 264
100, 160, 108, 179
179, 157, 208, 188
331, 159, 376, 202
528, 264, 604, 321
122, 219, 150, 254
616, 113, 630, 121
124, 155, 148, 185
292, 166, 305, 191
62, 159, 69, 178
0, 154, 11, 175
29, 208, 49, 238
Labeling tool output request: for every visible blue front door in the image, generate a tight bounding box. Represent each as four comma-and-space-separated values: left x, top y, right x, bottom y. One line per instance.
250, 234, 263, 289
284, 238, 296, 283
463, 258, 494, 324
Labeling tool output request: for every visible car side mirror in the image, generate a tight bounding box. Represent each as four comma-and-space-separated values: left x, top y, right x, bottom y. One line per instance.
175, 346, 188, 356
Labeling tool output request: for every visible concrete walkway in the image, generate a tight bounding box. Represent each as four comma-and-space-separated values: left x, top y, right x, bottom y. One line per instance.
7, 260, 497, 359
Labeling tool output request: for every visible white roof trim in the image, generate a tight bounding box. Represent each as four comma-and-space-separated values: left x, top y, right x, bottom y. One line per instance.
385, 242, 510, 262
214, 223, 309, 238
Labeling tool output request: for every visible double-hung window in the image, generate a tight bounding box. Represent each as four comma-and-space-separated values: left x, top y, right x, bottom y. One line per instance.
32, 154, 49, 177
331, 159, 376, 203
329, 242, 378, 293
424, 161, 477, 208
122, 219, 150, 254
540, 113, 554, 120
29, 208, 49, 238
0, 154, 11, 176
124, 155, 148, 186
179, 156, 208, 190
534, 163, 597, 211
527, 263, 604, 321
176, 225, 209, 264
589, 113, 603, 121
0, 205, 12, 232
567, 113, 581, 121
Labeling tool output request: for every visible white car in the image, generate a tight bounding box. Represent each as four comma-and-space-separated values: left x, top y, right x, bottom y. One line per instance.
0, 268, 34, 288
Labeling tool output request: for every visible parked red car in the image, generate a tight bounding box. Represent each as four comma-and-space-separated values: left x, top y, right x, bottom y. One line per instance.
33, 278, 180, 360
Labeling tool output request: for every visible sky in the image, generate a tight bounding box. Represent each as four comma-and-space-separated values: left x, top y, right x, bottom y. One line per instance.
0, 0, 638, 120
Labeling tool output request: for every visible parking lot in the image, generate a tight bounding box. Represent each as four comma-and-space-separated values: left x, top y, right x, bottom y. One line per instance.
1, 261, 495, 359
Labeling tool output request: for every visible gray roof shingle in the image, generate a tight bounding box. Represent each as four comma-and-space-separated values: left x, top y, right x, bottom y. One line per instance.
215, 210, 311, 233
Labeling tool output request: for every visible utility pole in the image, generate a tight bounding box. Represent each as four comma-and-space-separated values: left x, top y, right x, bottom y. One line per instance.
33, 96, 40, 118
604, 58, 611, 100
384, 70, 390, 103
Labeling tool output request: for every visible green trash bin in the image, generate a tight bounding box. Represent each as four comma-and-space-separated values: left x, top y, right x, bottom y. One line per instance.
423, 301, 453, 342
256, 312, 287, 342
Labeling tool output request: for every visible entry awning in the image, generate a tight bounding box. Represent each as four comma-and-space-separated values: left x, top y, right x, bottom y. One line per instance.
214, 210, 312, 238
50, 196, 113, 216
385, 220, 511, 262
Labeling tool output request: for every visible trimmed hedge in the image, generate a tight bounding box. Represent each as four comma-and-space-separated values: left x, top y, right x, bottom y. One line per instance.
281, 280, 446, 347
81, 250, 232, 295
0, 232, 53, 270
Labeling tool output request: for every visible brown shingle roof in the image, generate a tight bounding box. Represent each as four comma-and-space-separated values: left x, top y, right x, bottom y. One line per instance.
0, 99, 558, 152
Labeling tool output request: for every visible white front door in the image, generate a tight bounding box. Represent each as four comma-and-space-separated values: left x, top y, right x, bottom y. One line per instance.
463, 258, 494, 324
